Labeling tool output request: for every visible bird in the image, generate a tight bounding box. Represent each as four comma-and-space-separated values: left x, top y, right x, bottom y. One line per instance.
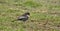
17, 12, 30, 21
11, 12, 30, 22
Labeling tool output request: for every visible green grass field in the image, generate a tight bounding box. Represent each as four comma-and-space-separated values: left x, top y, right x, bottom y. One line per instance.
0, 0, 60, 31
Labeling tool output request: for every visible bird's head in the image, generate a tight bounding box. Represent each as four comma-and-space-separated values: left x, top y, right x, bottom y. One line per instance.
23, 12, 30, 15
23, 12, 30, 17
25, 12, 30, 15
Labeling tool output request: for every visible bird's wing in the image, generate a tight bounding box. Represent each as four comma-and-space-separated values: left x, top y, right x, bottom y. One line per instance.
18, 16, 26, 19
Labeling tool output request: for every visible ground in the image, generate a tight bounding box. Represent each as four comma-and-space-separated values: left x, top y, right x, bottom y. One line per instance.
0, 0, 60, 31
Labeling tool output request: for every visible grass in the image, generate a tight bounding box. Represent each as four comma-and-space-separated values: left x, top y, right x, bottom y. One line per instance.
23, 1, 42, 8
0, 0, 60, 31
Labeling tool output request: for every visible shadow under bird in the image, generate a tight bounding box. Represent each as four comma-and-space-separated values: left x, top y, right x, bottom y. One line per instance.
17, 12, 30, 21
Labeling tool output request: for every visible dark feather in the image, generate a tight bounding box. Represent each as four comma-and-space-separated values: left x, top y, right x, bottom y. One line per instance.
17, 12, 30, 21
